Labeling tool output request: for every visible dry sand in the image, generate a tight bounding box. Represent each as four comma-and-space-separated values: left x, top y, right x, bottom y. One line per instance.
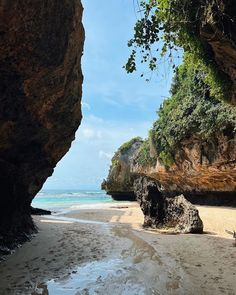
0, 203, 235, 294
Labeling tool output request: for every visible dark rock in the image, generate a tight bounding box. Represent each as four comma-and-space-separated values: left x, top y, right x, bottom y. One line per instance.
0, 1, 84, 250
106, 191, 136, 201
134, 177, 203, 234
30, 207, 51, 215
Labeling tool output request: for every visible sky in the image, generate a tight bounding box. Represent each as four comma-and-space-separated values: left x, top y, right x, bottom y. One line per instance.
43, 0, 174, 190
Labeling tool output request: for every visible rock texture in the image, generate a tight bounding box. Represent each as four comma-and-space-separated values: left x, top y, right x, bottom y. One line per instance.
134, 177, 203, 233
104, 133, 236, 206
0, 0, 84, 250
199, 0, 236, 104
134, 134, 236, 205
102, 138, 143, 201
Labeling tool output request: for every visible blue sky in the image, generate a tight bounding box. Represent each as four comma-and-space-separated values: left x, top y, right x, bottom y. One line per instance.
43, 0, 174, 190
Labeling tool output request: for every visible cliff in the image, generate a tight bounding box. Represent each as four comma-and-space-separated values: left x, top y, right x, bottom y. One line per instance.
0, 1, 84, 252
104, 65, 236, 206
103, 63, 236, 231
103, 133, 236, 204
102, 137, 143, 201
133, 134, 236, 206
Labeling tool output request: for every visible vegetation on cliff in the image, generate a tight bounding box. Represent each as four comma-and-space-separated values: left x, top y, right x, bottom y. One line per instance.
122, 0, 236, 167
110, 59, 236, 168
136, 139, 157, 167
125, 0, 234, 102
137, 61, 236, 167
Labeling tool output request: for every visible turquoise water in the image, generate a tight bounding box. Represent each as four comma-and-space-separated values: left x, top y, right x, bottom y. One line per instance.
32, 190, 113, 211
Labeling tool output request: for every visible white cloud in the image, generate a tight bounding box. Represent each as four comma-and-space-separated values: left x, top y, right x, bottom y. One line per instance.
79, 127, 103, 141
81, 128, 95, 139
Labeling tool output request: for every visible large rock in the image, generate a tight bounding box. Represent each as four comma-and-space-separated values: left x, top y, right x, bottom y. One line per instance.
134, 177, 203, 234
0, 1, 84, 250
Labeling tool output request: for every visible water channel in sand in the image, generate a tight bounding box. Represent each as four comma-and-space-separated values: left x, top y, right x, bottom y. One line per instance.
32, 215, 182, 295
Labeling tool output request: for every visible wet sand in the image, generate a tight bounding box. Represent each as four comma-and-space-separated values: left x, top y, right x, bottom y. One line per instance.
0, 203, 235, 294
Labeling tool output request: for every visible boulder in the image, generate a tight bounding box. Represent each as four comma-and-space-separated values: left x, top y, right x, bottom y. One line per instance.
134, 177, 203, 234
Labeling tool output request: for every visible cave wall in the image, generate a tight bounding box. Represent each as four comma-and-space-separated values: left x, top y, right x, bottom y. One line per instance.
0, 0, 84, 248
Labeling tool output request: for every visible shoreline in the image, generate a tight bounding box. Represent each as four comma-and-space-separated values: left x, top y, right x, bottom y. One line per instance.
0, 202, 235, 294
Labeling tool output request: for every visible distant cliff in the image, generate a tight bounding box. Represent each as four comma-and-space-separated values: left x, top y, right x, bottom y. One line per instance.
102, 137, 143, 201
0, 1, 84, 252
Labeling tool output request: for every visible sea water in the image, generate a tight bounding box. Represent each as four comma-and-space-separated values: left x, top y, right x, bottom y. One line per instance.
32, 190, 113, 212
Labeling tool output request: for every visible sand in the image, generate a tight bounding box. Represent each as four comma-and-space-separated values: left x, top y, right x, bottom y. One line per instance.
0, 203, 235, 294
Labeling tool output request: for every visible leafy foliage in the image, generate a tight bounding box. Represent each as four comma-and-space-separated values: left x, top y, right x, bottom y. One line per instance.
125, 0, 232, 100
136, 139, 157, 167
150, 62, 236, 166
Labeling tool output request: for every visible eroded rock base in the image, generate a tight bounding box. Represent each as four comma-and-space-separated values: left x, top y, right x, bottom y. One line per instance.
0, 208, 37, 257
134, 177, 203, 233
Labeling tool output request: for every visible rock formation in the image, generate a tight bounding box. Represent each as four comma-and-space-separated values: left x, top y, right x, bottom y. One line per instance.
0, 0, 84, 251
133, 134, 236, 206
134, 177, 203, 233
102, 137, 143, 201
199, 0, 236, 104
104, 133, 236, 207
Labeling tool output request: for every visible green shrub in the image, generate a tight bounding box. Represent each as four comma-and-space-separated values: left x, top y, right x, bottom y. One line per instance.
149, 61, 236, 166
136, 139, 157, 167
125, 0, 232, 101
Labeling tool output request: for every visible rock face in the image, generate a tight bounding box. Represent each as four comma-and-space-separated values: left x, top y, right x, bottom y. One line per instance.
134, 177, 203, 233
133, 134, 236, 206
199, 0, 236, 104
0, 1, 84, 250
102, 138, 143, 201
103, 133, 236, 206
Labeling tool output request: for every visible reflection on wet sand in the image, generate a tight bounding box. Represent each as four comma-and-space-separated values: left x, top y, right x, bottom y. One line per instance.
0, 204, 235, 295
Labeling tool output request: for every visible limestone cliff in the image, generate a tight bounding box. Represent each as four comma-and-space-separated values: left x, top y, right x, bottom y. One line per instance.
133, 134, 236, 206
0, 1, 84, 251
103, 133, 236, 207
103, 66, 236, 228
102, 137, 143, 201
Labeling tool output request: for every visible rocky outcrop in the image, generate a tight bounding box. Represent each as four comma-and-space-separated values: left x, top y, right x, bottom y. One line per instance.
134, 177, 203, 233
133, 134, 236, 206
30, 207, 51, 216
102, 137, 143, 201
0, 1, 84, 251
104, 133, 236, 206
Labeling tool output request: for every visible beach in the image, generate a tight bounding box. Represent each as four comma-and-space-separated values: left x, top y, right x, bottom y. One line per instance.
0, 202, 235, 295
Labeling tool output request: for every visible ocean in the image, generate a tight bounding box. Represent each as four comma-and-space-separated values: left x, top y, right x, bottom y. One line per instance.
32, 190, 114, 212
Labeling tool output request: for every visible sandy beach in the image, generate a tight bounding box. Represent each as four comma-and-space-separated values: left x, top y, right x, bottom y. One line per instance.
0, 203, 235, 295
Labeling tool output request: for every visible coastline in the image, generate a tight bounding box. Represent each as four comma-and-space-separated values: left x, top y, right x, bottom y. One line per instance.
0, 202, 235, 294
